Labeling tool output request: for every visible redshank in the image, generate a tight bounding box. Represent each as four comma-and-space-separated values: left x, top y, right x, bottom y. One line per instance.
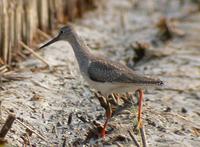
40, 24, 164, 138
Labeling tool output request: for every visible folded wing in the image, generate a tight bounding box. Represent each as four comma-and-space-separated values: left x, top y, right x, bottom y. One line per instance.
88, 59, 163, 85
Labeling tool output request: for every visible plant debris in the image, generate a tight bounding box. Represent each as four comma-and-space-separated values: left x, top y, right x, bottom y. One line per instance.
155, 17, 185, 42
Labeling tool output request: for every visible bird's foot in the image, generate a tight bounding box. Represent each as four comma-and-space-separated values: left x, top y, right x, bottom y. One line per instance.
101, 115, 110, 138
101, 127, 106, 138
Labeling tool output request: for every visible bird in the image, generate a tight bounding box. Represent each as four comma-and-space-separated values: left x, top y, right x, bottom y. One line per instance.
39, 24, 164, 138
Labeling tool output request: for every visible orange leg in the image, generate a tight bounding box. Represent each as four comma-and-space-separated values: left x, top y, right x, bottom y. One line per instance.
101, 102, 112, 138
136, 89, 144, 128
101, 117, 109, 138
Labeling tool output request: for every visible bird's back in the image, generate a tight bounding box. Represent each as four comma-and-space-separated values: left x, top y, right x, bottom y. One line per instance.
87, 56, 163, 86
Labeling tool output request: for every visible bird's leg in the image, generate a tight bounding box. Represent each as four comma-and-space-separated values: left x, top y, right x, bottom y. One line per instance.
136, 89, 144, 129
95, 93, 112, 138
101, 100, 112, 138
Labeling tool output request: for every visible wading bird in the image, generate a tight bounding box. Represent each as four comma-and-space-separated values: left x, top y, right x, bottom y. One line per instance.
40, 25, 163, 138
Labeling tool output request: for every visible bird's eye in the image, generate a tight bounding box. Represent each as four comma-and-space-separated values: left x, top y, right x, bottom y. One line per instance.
60, 30, 64, 34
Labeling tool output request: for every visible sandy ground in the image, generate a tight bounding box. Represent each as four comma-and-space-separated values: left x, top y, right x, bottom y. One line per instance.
0, 0, 200, 146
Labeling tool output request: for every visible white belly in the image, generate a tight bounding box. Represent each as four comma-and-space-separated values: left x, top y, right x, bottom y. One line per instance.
81, 73, 145, 96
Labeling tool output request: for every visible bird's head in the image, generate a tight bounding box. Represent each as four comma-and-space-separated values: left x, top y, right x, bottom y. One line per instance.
39, 24, 75, 49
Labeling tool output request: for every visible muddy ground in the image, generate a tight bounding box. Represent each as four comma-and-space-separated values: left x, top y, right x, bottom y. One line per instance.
0, 0, 200, 146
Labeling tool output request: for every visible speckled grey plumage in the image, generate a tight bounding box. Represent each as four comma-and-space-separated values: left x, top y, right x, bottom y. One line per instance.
40, 25, 163, 95
88, 57, 163, 85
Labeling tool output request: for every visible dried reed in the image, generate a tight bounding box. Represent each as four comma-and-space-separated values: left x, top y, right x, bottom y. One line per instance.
0, 0, 97, 70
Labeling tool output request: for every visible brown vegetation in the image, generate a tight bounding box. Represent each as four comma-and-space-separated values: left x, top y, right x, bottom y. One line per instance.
0, 0, 97, 70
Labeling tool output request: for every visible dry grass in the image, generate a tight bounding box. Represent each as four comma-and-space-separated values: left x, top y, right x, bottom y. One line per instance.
0, 0, 97, 70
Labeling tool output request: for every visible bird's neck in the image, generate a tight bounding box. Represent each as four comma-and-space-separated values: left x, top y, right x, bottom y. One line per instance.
67, 32, 91, 73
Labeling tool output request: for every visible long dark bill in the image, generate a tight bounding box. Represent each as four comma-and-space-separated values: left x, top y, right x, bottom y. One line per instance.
39, 35, 59, 49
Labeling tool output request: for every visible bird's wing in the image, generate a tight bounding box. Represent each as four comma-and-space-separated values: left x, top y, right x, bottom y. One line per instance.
88, 59, 163, 85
